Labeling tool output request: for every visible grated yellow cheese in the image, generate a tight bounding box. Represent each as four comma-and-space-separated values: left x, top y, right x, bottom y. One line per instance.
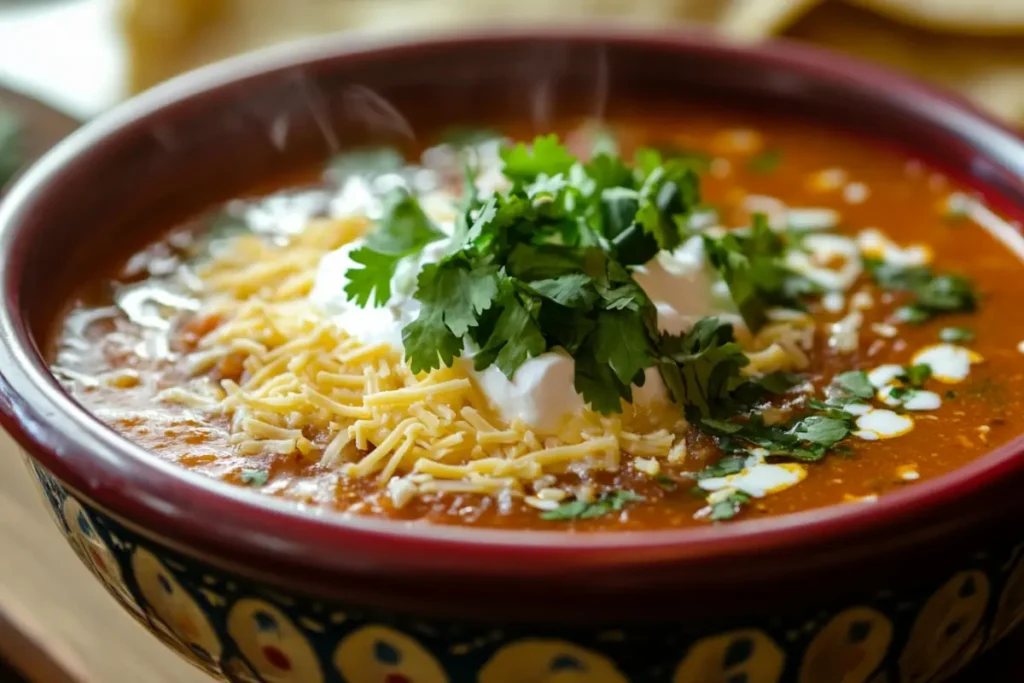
146, 210, 808, 508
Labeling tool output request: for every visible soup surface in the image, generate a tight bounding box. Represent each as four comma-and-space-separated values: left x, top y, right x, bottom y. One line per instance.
50, 112, 1024, 530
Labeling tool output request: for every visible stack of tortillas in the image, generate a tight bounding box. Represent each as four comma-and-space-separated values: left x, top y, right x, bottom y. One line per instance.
121, 0, 1024, 123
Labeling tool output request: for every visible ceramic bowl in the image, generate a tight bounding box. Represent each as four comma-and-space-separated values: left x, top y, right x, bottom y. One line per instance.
3, 28, 1024, 683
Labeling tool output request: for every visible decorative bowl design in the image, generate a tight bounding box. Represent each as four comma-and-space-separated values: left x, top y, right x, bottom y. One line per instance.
4, 29, 1024, 682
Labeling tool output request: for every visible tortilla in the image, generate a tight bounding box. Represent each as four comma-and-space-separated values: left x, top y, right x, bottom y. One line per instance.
787, 2, 1024, 123
848, 0, 1024, 35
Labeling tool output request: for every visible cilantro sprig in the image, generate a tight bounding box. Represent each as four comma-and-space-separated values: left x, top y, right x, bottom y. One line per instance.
541, 490, 645, 521
348, 134, 710, 413
866, 259, 977, 324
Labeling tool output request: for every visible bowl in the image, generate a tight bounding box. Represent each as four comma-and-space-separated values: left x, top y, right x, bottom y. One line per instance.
3, 27, 1024, 683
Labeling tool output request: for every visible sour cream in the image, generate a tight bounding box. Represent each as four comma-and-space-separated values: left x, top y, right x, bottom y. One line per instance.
310, 216, 738, 433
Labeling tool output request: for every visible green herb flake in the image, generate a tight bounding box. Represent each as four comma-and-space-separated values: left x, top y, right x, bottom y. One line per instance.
939, 326, 975, 343
866, 260, 977, 324
240, 469, 269, 487
541, 490, 645, 521
328, 146, 404, 179
945, 390, 957, 400
833, 370, 875, 400
900, 364, 932, 388
747, 149, 782, 174
708, 491, 751, 521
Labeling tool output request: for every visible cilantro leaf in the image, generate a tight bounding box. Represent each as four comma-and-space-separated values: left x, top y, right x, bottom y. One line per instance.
695, 455, 746, 480
791, 414, 851, 446
343, 248, 402, 307
634, 160, 700, 252
702, 213, 796, 331
473, 287, 546, 377
363, 191, 446, 254
866, 259, 977, 323
900, 364, 932, 388
657, 318, 750, 418
709, 491, 751, 521
328, 146, 404, 179
940, 326, 975, 343
529, 273, 598, 308
541, 490, 644, 521
402, 307, 463, 374
500, 134, 576, 184
593, 309, 654, 386
240, 469, 269, 487
441, 126, 501, 148
833, 371, 875, 400
415, 261, 499, 337
343, 192, 445, 306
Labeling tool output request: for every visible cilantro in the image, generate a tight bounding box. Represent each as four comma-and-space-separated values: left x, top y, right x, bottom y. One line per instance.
541, 490, 645, 521
702, 213, 803, 331
593, 309, 653, 387
791, 414, 852, 447
695, 455, 746, 480
240, 469, 269, 487
472, 286, 546, 377
441, 126, 501, 148
500, 134, 576, 184
657, 318, 750, 418
833, 371, 875, 400
402, 308, 463, 374
698, 407, 854, 463
900, 364, 932, 388
343, 191, 446, 306
747, 149, 782, 174
709, 491, 751, 521
866, 260, 977, 323
0, 109, 23, 187
945, 390, 957, 400
940, 326, 975, 343
328, 146, 404, 179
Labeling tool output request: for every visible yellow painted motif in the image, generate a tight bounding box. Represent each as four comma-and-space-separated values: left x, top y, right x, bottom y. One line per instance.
334, 625, 448, 683
131, 548, 223, 668
799, 607, 892, 683
479, 639, 627, 683
61, 497, 138, 612
991, 547, 1024, 645
673, 630, 784, 683
226, 599, 324, 683
899, 571, 989, 683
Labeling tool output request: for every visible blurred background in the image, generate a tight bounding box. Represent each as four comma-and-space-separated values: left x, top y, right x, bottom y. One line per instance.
2, 0, 1024, 122
3, 1, 1024, 681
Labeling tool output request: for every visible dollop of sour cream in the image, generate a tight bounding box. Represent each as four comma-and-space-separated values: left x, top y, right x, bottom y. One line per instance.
309, 188, 739, 433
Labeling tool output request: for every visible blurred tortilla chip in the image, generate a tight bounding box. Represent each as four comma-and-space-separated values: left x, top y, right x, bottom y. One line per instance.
787, 2, 1024, 124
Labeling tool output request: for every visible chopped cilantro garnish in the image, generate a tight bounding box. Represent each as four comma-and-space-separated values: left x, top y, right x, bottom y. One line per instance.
747, 149, 781, 174
699, 407, 854, 463
900, 364, 932, 388
0, 109, 24, 187
833, 370, 874, 400
240, 469, 269, 487
695, 454, 746, 480
657, 318, 749, 418
703, 213, 807, 331
540, 490, 645, 521
709, 491, 751, 521
940, 326, 975, 343
328, 146, 404, 179
344, 190, 446, 307
866, 259, 977, 323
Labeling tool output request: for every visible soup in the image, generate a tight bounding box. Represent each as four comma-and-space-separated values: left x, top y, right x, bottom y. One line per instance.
48, 112, 1024, 531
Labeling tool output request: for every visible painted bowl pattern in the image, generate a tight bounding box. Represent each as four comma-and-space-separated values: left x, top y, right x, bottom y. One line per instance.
27, 456, 1024, 683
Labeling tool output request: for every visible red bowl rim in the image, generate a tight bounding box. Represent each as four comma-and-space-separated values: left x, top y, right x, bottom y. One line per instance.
3, 25, 1024, 588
